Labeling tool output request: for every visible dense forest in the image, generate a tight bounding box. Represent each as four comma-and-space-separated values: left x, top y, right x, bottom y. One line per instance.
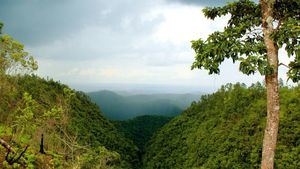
114, 115, 172, 153
143, 83, 300, 169
0, 75, 140, 168
1, 0, 299, 168
1, 75, 299, 168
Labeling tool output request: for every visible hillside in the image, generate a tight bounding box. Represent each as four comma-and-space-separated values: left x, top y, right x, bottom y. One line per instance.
87, 90, 199, 120
114, 115, 172, 153
2, 76, 300, 169
143, 83, 300, 169
0, 75, 139, 169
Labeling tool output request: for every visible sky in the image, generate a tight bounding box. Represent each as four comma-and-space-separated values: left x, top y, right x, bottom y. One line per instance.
0, 0, 292, 93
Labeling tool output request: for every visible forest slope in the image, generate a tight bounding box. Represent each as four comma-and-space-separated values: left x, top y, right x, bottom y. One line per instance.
143, 83, 300, 169
114, 115, 172, 153
0, 75, 139, 168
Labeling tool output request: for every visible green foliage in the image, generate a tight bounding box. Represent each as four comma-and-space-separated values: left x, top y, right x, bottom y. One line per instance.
272, 0, 300, 82
0, 23, 38, 123
0, 22, 138, 168
114, 115, 172, 152
13, 92, 38, 137
78, 146, 121, 169
191, 0, 300, 80
0, 24, 38, 75
0, 22, 3, 33
68, 90, 139, 168
0, 75, 139, 168
143, 83, 300, 169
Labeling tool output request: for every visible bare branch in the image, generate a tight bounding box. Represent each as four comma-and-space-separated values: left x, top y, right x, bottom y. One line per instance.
1, 138, 28, 165
279, 63, 290, 68
0, 138, 15, 153
5, 151, 12, 162
11, 145, 29, 164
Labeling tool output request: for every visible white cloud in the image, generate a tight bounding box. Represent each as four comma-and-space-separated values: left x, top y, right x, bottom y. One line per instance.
18, 1, 294, 92
151, 4, 228, 45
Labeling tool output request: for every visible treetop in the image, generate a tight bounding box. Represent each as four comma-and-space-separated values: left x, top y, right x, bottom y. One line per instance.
191, 0, 300, 82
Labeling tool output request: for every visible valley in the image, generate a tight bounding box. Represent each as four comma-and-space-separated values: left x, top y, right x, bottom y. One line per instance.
0, 75, 299, 169
1, 0, 299, 168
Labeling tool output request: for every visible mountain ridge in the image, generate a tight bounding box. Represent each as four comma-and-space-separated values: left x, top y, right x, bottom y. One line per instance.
87, 90, 200, 120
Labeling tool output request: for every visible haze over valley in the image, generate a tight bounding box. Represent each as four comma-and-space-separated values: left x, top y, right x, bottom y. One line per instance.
87, 90, 200, 120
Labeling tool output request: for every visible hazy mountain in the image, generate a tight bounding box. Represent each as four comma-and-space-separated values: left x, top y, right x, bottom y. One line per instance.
87, 90, 200, 120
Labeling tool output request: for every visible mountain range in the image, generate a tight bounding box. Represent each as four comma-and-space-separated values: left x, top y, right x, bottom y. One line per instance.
87, 90, 200, 120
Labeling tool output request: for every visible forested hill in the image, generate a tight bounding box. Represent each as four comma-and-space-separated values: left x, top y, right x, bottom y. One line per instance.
2, 75, 300, 169
143, 83, 300, 169
0, 75, 139, 168
87, 90, 199, 120
114, 115, 172, 153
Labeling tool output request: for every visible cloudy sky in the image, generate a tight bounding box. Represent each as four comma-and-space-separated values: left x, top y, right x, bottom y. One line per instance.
0, 0, 291, 93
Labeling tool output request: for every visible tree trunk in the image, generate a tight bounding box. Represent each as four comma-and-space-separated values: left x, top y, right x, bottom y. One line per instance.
260, 0, 280, 169
39, 134, 46, 154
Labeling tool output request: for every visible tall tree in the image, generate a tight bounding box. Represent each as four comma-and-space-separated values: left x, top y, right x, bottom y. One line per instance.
191, 1, 299, 169
0, 22, 38, 76
0, 22, 38, 120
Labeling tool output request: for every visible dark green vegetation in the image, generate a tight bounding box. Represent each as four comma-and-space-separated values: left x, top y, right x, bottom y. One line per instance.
2, 75, 300, 169
191, 0, 299, 80
191, 1, 299, 167
88, 90, 199, 120
0, 22, 175, 168
114, 115, 172, 153
2, 0, 300, 167
143, 83, 300, 169
0, 75, 139, 168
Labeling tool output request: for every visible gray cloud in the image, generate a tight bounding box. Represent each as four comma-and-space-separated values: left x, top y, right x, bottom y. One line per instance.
0, 0, 278, 92
0, 0, 236, 49
0, 0, 166, 62
168, 0, 259, 6
168, 0, 235, 6
0, 0, 162, 46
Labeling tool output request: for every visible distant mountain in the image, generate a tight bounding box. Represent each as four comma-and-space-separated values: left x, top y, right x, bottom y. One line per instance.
87, 90, 200, 120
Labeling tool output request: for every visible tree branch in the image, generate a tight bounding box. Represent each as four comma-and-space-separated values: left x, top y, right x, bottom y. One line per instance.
5, 151, 12, 162
1, 138, 28, 165
0, 138, 15, 153
279, 63, 290, 68
11, 145, 29, 164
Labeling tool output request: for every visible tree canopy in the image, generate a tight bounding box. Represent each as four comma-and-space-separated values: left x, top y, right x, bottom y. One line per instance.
0, 23, 38, 75
191, 1, 299, 168
191, 0, 299, 81
143, 83, 300, 169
